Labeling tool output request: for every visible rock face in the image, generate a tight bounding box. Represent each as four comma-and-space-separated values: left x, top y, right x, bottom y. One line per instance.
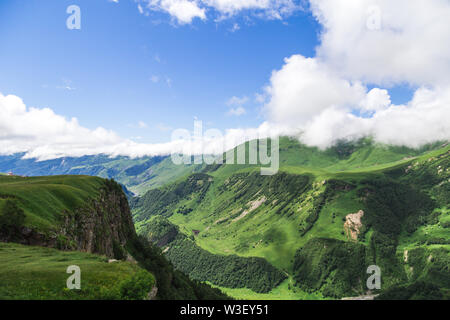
344, 210, 364, 241
58, 181, 136, 258
15, 180, 136, 258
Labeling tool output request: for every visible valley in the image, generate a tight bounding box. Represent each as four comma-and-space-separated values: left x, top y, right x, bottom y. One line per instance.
1, 137, 449, 300
130, 138, 450, 299
0, 174, 227, 300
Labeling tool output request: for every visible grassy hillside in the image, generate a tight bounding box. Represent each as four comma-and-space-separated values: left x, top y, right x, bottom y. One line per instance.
0, 242, 155, 300
0, 175, 105, 232
138, 215, 286, 293
131, 138, 450, 299
0, 175, 229, 300
0, 154, 200, 196
2, 137, 448, 299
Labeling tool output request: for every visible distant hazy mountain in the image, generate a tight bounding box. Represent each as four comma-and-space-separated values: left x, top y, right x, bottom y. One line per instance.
130, 137, 450, 299
1, 137, 445, 195
0, 153, 199, 195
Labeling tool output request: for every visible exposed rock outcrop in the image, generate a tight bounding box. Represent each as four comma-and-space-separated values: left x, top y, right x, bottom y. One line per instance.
344, 210, 364, 241
58, 181, 136, 258
10, 180, 136, 258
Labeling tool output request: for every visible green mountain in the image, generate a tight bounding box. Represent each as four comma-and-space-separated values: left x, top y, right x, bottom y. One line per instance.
2, 137, 448, 299
0, 154, 200, 195
130, 137, 450, 299
0, 175, 227, 300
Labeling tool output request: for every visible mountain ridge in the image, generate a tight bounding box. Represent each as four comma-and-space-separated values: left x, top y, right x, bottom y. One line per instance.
130, 138, 450, 299
0, 174, 229, 300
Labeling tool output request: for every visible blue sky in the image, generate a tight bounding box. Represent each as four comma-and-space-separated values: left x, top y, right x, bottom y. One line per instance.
0, 0, 415, 146
0, 0, 317, 143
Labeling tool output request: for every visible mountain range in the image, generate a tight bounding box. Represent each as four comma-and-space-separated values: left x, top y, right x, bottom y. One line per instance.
1, 136, 449, 299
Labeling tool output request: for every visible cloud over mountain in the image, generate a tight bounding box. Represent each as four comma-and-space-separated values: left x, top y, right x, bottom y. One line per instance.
0, 93, 279, 160
1, 0, 449, 160
310, 0, 450, 86
262, 0, 450, 148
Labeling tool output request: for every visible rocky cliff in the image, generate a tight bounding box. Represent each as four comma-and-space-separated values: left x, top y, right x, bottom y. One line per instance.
7, 179, 136, 259
58, 179, 136, 258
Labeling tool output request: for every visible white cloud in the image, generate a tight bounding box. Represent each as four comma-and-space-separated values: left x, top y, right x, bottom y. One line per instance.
0, 92, 278, 160
264, 55, 365, 126
227, 95, 248, 106
143, 0, 207, 24
228, 106, 246, 116
262, 54, 450, 149
0, 93, 125, 160
137, 0, 301, 24
227, 95, 248, 116
203, 0, 298, 18
259, 0, 450, 149
2, 1, 449, 161
359, 88, 391, 113
150, 75, 160, 83
229, 23, 240, 32
301, 86, 450, 149
310, 0, 450, 86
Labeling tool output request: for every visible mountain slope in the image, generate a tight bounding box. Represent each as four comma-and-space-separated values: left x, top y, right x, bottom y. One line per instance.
0, 175, 228, 300
0, 154, 200, 195
131, 138, 450, 299
0, 137, 440, 195
0, 175, 135, 257
0, 242, 155, 300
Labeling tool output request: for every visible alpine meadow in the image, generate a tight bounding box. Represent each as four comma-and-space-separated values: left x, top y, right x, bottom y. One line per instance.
0, 0, 449, 310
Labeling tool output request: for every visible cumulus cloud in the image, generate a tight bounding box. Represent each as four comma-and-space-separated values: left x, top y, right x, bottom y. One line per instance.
136, 0, 301, 23
259, 0, 450, 149
203, 0, 298, 19
264, 55, 366, 126
0, 93, 278, 160
310, 0, 450, 86
2, 0, 449, 161
262, 54, 450, 149
301, 86, 450, 149
0, 93, 205, 160
359, 88, 391, 113
140, 0, 206, 24
0, 93, 123, 159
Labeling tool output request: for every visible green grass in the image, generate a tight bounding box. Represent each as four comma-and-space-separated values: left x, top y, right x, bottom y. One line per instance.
398, 207, 450, 251
0, 242, 155, 300
165, 172, 364, 274
209, 278, 324, 300
0, 175, 105, 231
131, 139, 450, 299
